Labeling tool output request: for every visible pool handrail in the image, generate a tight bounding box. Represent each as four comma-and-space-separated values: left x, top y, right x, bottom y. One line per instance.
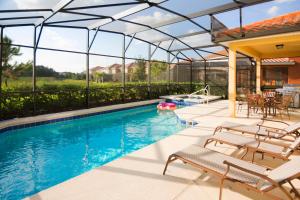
188, 85, 210, 104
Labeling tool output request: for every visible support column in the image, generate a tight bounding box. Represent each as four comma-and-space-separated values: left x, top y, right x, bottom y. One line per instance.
86, 30, 90, 108
32, 26, 38, 114
204, 60, 207, 87
0, 27, 3, 93
190, 61, 193, 93
176, 59, 179, 93
33, 27, 37, 92
122, 34, 126, 101
256, 58, 262, 94
228, 49, 237, 117
167, 52, 170, 94
147, 44, 151, 98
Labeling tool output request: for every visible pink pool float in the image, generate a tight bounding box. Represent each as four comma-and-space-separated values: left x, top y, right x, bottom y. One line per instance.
157, 102, 176, 111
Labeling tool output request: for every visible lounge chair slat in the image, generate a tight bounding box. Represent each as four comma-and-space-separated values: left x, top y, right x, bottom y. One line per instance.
175, 145, 266, 186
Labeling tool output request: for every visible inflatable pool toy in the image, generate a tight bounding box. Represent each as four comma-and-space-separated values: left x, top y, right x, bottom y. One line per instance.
157, 102, 176, 111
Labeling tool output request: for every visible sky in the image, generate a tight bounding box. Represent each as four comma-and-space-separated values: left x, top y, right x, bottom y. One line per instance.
0, 0, 299, 73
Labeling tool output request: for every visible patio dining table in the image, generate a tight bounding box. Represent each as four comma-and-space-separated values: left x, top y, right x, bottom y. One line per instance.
247, 93, 277, 118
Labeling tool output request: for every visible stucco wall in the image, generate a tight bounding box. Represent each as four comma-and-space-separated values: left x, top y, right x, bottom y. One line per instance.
288, 57, 300, 84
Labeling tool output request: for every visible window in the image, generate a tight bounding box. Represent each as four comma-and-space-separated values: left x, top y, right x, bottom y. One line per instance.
262, 67, 288, 87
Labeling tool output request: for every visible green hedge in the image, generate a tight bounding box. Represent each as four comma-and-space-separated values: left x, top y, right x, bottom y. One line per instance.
0, 83, 227, 120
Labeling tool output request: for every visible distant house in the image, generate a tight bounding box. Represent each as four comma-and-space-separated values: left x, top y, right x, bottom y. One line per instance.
89, 66, 110, 74
90, 62, 142, 82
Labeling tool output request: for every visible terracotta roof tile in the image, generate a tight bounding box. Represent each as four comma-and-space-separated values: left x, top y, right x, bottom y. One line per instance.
216, 11, 300, 40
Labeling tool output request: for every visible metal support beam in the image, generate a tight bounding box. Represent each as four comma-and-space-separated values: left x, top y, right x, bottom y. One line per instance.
204, 60, 207, 86
43, 13, 182, 61
35, 25, 44, 50
125, 33, 136, 53
0, 9, 51, 13
43, 24, 88, 30
45, 17, 102, 25
167, 39, 175, 51
35, 0, 74, 26
196, 48, 226, 58
88, 3, 151, 29
65, 2, 142, 11
86, 29, 90, 108
190, 61, 193, 93
122, 34, 126, 100
125, 0, 271, 35
170, 52, 180, 63
176, 59, 179, 92
154, 4, 210, 33
119, 19, 204, 60
3, 41, 185, 64
147, 43, 151, 97
150, 42, 161, 59
239, 7, 245, 37
179, 51, 191, 61
170, 44, 220, 52
0, 27, 3, 93
88, 27, 100, 52
167, 52, 170, 92
94, 28, 183, 62
0, 16, 44, 21
151, 30, 209, 44
33, 27, 37, 92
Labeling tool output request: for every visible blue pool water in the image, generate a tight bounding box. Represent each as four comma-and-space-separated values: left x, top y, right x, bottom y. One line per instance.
0, 105, 183, 200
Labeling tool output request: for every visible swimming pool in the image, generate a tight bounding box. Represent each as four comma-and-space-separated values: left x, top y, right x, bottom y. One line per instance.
0, 104, 184, 200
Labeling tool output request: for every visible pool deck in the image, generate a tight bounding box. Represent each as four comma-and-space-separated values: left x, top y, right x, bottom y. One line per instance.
25, 100, 300, 200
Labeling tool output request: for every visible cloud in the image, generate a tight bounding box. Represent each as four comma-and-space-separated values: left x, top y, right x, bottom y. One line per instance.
13, 0, 56, 9
275, 0, 295, 3
267, 6, 279, 16
187, 29, 197, 34
125, 11, 175, 36
36, 29, 84, 72
40, 29, 76, 50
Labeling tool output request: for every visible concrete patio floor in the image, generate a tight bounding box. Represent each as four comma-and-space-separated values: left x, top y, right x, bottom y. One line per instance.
26, 100, 300, 200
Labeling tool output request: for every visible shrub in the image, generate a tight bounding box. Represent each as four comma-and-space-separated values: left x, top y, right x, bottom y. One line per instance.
0, 81, 228, 120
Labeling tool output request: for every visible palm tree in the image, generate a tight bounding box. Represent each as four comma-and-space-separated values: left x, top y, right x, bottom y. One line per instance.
1, 36, 21, 89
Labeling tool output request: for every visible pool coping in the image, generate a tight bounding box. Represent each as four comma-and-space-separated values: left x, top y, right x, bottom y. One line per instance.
0, 99, 161, 133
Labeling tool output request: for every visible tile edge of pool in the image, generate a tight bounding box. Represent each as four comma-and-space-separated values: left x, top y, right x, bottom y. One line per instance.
0, 99, 162, 133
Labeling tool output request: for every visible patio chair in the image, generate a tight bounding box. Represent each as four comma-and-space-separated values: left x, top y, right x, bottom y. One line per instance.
215, 119, 300, 141
237, 88, 250, 112
275, 95, 293, 120
204, 131, 300, 161
247, 94, 267, 118
163, 145, 300, 200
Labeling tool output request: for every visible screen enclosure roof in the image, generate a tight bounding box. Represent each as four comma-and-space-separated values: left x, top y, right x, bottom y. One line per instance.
1, 0, 291, 61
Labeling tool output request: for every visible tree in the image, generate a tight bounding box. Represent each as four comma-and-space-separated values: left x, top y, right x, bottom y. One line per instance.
131, 59, 146, 82
93, 71, 105, 83
0, 36, 21, 89
150, 60, 167, 82
14, 62, 60, 77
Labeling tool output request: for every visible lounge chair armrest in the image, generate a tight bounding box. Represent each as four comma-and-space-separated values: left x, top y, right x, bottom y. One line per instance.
265, 128, 288, 136
260, 128, 296, 141
251, 139, 290, 148
259, 118, 290, 126
257, 124, 287, 134
223, 160, 270, 180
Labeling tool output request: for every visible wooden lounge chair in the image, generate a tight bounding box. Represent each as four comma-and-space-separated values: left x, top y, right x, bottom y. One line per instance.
215, 119, 300, 141
204, 131, 300, 161
163, 145, 300, 200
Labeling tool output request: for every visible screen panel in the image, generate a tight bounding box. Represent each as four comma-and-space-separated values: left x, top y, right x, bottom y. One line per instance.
159, 0, 233, 16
